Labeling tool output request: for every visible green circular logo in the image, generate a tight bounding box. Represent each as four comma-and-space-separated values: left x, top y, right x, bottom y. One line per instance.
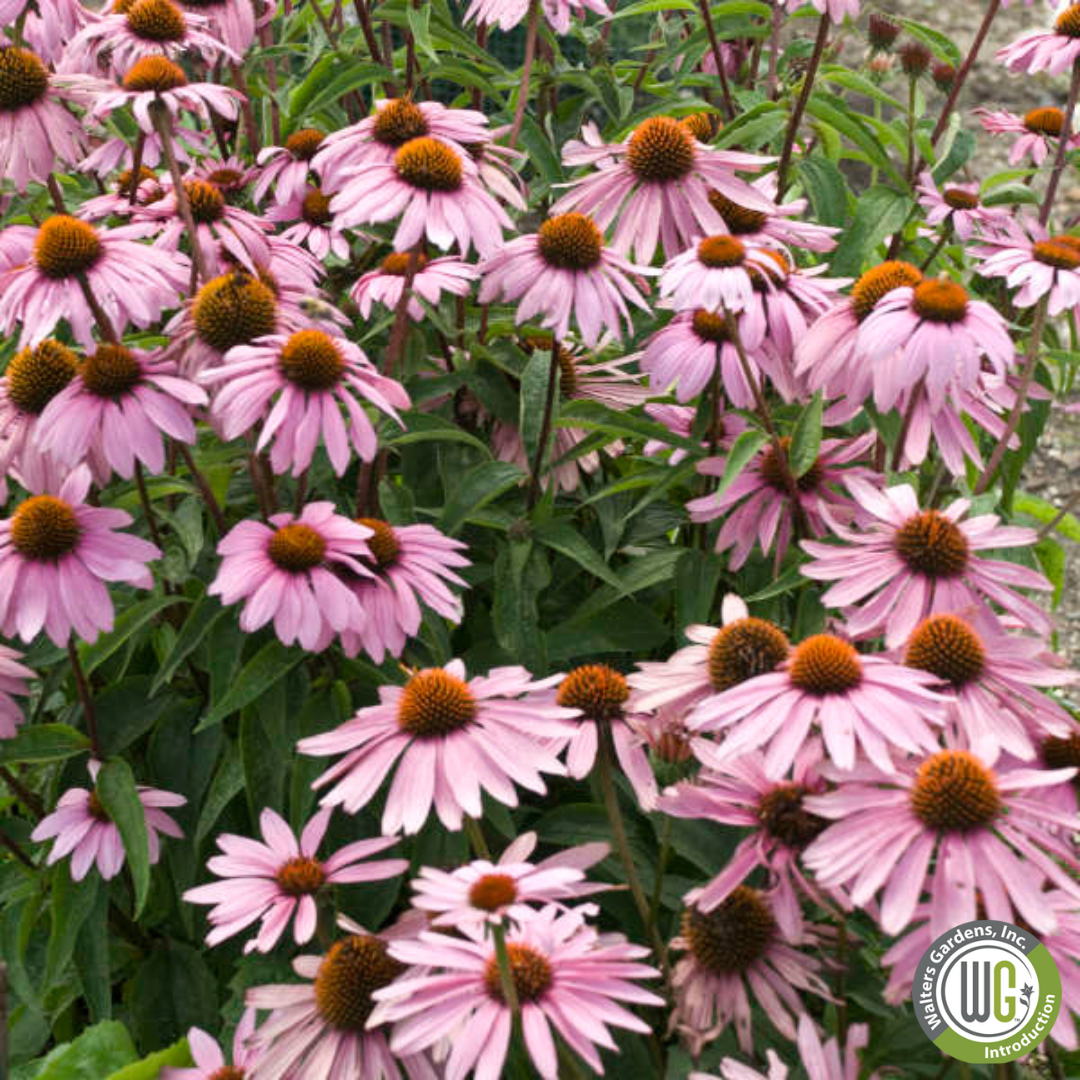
912, 919, 1061, 1064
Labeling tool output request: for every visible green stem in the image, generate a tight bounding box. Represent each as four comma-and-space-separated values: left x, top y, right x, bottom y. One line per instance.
596, 727, 667, 967
648, 816, 671, 933
491, 921, 520, 1016
464, 815, 492, 860
508, 0, 541, 149
556, 1040, 589, 1079
526, 341, 560, 511
1040, 56, 1080, 227
905, 74, 917, 185
776, 14, 830, 197
68, 641, 100, 759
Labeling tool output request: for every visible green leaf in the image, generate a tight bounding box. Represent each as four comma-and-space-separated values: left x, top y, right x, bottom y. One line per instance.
299, 60, 393, 118
96, 760, 151, 917
1014, 491, 1080, 542
150, 591, 226, 694
386, 412, 491, 455
806, 96, 905, 187
438, 460, 525, 536
675, 549, 723, 628
898, 17, 961, 65
546, 599, 669, 659
196, 639, 303, 732
195, 739, 244, 846
74, 883, 111, 1022
406, 3, 438, 62
78, 596, 188, 675
519, 349, 558, 468
533, 521, 625, 592
788, 392, 823, 479
492, 540, 548, 675
0, 724, 89, 766
17, 1021, 136, 1080
95, 677, 178, 757
45, 872, 98, 991
105, 1039, 193, 1080
126, 942, 218, 1054
557, 399, 699, 452
796, 155, 848, 227
713, 429, 768, 499
829, 184, 914, 277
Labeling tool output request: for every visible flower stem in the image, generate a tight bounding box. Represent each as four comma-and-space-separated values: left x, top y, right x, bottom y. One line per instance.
526, 340, 560, 511
918, 225, 951, 273
464, 815, 492, 859
972, 295, 1048, 495
0, 829, 35, 870
1040, 57, 1080, 227
128, 133, 145, 206
596, 725, 667, 967
776, 14, 830, 198
149, 99, 213, 286
509, 0, 541, 149
229, 61, 261, 155
697, 0, 735, 120
765, 0, 782, 101
491, 921, 520, 1016
175, 441, 227, 536
0, 767, 44, 819
384, 244, 422, 380
929, 0, 1000, 146
905, 75, 917, 185
68, 640, 99, 758
134, 462, 167, 558
648, 815, 671, 932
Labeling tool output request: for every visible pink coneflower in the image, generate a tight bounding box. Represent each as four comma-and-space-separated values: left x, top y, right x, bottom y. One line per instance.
695, 1055, 787, 1080
478, 213, 652, 346
0, 466, 160, 645
803, 734, 1080, 939
975, 218, 1080, 315
0, 215, 189, 350
162, 1010, 263, 1080
0, 339, 78, 486
78, 125, 209, 179
660, 235, 785, 314
670, 887, 831, 1056
901, 611, 1076, 765
253, 128, 325, 205
707, 174, 839, 253
857, 277, 1015, 414
638, 308, 786, 408
882, 893, 1080, 1051
410, 831, 609, 928
177, 0, 258, 54
974, 106, 1080, 165
244, 917, 434, 1080
370, 904, 663, 1078
915, 171, 1009, 241
689, 631, 948, 776
688, 433, 878, 571
265, 187, 351, 260
184, 807, 407, 953
210, 506, 373, 650
659, 743, 832, 941
629, 595, 792, 717
643, 403, 749, 464
546, 664, 660, 802
351, 251, 477, 320
492, 351, 651, 493
200, 329, 409, 476
31, 760, 184, 881
86, 55, 241, 135
315, 97, 492, 191
0, 645, 33, 740
140, 176, 271, 277
464, 0, 609, 32
795, 259, 923, 410
337, 518, 469, 664
329, 135, 512, 257
1, 0, 90, 64
997, 5, 1080, 74
0, 46, 92, 191
193, 155, 258, 196
551, 117, 774, 264
62, 0, 238, 76
800, 478, 1054, 646
35, 344, 206, 480
299, 659, 576, 834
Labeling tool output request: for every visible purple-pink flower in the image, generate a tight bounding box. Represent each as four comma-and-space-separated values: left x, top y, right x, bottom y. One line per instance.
801, 479, 1053, 646
370, 904, 663, 1078
35, 344, 207, 480
209, 504, 374, 651
199, 328, 409, 476
975, 106, 1080, 166
162, 1010, 263, 1080
184, 807, 407, 953
352, 251, 477, 321
0, 645, 33, 740
31, 760, 184, 881
996, 4, 1080, 74
975, 217, 1080, 315
478, 212, 652, 346
299, 660, 576, 833
0, 467, 161, 645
